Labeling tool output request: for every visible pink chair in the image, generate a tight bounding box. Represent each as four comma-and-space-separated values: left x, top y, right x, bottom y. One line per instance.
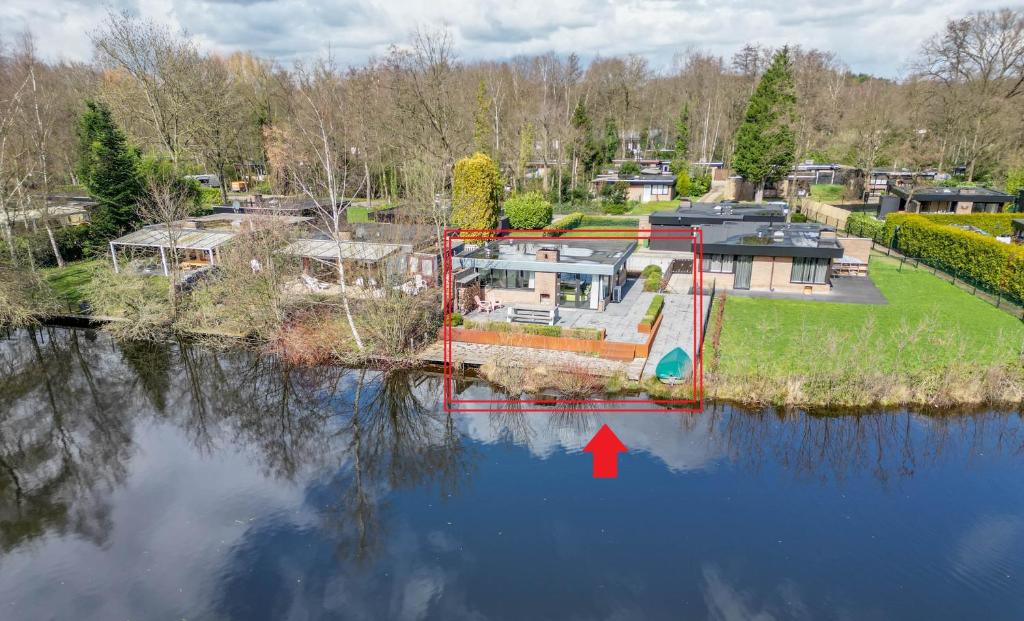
474, 295, 493, 313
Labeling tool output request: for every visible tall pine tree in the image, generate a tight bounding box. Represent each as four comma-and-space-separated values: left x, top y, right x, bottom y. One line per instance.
732, 48, 796, 202
603, 119, 619, 165
77, 100, 143, 239
674, 103, 690, 159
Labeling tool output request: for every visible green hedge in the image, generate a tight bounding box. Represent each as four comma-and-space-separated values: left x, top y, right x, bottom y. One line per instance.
846, 212, 885, 240
916, 213, 1017, 236
640, 294, 664, 328
462, 319, 603, 340
642, 264, 663, 292
544, 212, 585, 237
882, 214, 1024, 303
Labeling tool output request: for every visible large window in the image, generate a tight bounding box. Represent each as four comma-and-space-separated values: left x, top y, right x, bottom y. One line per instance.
702, 254, 734, 274
651, 184, 670, 196
479, 269, 532, 289
791, 257, 830, 284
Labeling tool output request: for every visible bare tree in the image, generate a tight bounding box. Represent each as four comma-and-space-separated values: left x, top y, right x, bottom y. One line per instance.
136, 176, 192, 314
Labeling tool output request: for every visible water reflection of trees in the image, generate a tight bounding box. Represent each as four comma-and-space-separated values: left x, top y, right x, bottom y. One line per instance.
704, 403, 1024, 486
2, 326, 1022, 564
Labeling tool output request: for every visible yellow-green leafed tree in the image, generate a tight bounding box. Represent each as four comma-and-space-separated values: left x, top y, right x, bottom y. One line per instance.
452, 152, 502, 231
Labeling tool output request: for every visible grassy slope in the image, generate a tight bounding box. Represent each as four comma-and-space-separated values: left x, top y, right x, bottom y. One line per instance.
716, 254, 1024, 377
809, 184, 845, 202
42, 259, 105, 307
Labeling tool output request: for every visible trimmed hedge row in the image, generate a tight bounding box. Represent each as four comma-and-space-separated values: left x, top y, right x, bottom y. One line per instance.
882, 214, 1024, 303
463, 319, 604, 340
544, 212, 585, 237
640, 294, 664, 329
915, 213, 1017, 236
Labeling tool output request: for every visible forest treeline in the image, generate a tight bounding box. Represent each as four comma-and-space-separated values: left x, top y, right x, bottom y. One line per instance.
1, 8, 1023, 222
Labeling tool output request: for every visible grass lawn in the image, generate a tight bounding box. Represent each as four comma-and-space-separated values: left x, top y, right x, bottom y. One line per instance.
561, 216, 639, 238
42, 259, 105, 308
346, 203, 393, 223
715, 253, 1024, 377
809, 184, 845, 202
625, 200, 679, 214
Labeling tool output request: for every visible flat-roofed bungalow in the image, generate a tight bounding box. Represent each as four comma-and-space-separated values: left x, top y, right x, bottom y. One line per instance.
454, 238, 636, 310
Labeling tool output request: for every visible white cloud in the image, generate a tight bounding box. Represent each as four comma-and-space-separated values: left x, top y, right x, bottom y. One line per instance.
0, 0, 1014, 76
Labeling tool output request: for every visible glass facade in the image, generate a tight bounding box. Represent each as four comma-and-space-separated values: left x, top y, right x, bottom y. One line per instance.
478, 269, 532, 289
790, 257, 830, 284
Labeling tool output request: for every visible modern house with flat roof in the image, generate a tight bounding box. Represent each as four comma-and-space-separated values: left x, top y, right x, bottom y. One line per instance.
646, 220, 848, 294
454, 238, 636, 311
647, 202, 789, 228
591, 173, 676, 203
889, 186, 1013, 214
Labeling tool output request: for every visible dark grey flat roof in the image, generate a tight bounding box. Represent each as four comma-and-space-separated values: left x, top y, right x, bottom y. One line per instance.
649, 201, 788, 226
891, 186, 1013, 202
701, 222, 843, 259
594, 173, 676, 185
456, 238, 635, 276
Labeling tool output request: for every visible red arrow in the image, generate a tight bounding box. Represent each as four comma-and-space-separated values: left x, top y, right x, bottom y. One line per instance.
583, 424, 628, 478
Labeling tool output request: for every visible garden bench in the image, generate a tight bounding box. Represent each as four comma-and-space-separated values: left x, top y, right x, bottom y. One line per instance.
506, 304, 558, 325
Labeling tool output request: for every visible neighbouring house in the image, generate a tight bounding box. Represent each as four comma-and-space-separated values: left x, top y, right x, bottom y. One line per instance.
868, 169, 941, 199
184, 173, 221, 188
781, 162, 864, 198
889, 186, 1013, 214
454, 238, 636, 311
612, 158, 672, 174
692, 161, 728, 182
109, 226, 237, 276
644, 201, 789, 230
647, 220, 851, 293
282, 222, 444, 290
591, 173, 676, 203
9, 204, 91, 232
212, 195, 321, 217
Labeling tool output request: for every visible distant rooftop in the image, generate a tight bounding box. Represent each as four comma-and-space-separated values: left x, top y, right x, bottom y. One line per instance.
649, 201, 788, 226
593, 173, 676, 185
890, 186, 1013, 202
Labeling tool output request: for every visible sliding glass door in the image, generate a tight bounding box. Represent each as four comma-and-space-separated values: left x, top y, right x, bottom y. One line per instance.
734, 256, 752, 290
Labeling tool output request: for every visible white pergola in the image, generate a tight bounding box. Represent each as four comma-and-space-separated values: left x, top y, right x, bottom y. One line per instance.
109, 227, 238, 276
279, 239, 403, 262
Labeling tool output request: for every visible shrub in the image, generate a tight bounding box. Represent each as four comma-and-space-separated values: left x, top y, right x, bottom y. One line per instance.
452, 152, 502, 230
504, 191, 553, 229
451, 312, 463, 326
675, 170, 691, 197
689, 170, 712, 197
545, 212, 585, 236
846, 212, 884, 240
602, 201, 631, 215
642, 264, 663, 291
618, 160, 641, 176
599, 180, 628, 207
460, 319, 603, 340
639, 294, 664, 329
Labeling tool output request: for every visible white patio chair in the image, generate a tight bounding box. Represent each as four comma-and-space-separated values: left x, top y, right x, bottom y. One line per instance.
474, 295, 493, 313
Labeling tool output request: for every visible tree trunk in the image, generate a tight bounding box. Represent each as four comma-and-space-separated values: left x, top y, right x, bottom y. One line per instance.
218, 162, 229, 206
1, 219, 17, 266
45, 223, 64, 268
335, 257, 365, 351
754, 180, 765, 203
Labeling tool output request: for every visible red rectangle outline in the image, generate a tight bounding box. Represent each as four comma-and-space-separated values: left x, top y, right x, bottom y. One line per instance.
442, 228, 704, 413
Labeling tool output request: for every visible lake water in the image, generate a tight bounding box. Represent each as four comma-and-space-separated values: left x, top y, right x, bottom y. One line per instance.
1, 327, 1023, 620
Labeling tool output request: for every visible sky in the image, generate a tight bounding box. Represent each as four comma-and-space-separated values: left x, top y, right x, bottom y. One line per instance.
0, 0, 1014, 78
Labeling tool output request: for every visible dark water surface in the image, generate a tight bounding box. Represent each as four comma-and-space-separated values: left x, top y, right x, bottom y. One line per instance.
1, 328, 1023, 620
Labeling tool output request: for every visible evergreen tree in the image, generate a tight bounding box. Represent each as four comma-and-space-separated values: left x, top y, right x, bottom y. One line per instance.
571, 101, 599, 178
77, 100, 143, 238
603, 119, 619, 164
674, 103, 690, 160
732, 48, 797, 201
452, 152, 502, 231
473, 79, 492, 155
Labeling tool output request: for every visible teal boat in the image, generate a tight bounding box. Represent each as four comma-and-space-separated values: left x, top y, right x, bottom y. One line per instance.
655, 347, 691, 384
